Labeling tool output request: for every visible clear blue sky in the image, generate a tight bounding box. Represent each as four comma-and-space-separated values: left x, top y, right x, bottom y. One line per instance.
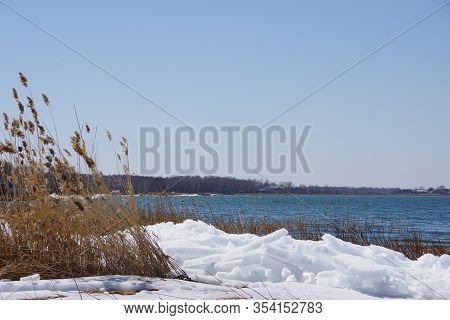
1, 0, 449, 188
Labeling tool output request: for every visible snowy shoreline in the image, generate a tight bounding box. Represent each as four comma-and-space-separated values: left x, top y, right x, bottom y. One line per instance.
1, 220, 449, 300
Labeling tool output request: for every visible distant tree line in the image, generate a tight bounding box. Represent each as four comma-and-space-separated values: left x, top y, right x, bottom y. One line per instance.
102, 175, 267, 194
100, 174, 450, 196
1, 162, 449, 196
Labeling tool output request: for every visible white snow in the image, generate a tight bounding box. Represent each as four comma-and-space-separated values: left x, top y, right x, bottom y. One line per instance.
147, 220, 450, 299
0, 275, 375, 300
0, 220, 448, 300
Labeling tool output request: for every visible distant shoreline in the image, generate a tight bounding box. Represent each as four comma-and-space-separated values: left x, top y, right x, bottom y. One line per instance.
101, 174, 450, 197
141, 192, 450, 197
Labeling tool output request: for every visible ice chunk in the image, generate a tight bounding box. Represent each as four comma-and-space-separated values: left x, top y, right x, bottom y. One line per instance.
20, 274, 40, 282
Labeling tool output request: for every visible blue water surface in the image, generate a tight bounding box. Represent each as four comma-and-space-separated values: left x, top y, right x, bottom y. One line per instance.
136, 194, 450, 243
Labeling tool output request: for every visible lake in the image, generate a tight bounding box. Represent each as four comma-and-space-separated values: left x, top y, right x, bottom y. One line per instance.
136, 194, 450, 243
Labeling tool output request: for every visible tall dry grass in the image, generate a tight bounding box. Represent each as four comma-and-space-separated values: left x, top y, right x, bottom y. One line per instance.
137, 201, 449, 260
0, 74, 187, 280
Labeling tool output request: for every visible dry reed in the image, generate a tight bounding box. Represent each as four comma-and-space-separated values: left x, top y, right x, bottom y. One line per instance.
0, 74, 187, 280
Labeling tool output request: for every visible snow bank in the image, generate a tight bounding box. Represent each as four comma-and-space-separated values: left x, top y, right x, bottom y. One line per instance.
0, 220, 447, 300
147, 220, 450, 299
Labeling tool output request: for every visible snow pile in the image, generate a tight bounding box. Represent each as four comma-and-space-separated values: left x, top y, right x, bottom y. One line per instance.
148, 220, 450, 299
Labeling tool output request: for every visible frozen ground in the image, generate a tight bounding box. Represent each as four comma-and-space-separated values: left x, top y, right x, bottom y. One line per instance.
0, 220, 448, 300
